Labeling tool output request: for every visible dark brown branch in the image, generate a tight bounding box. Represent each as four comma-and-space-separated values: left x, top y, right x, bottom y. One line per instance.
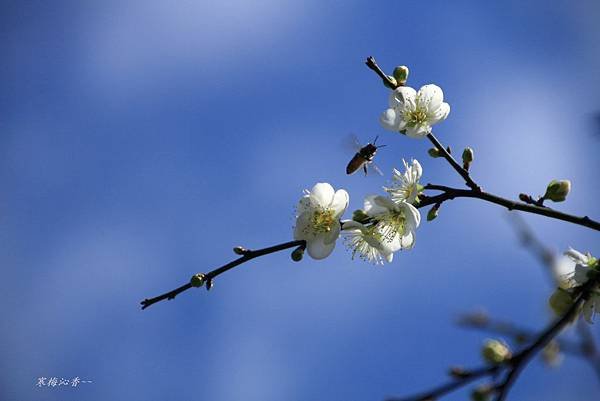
493, 277, 599, 401
427, 133, 481, 191
387, 276, 599, 401
140, 240, 305, 310
506, 213, 600, 379
365, 56, 599, 231
385, 365, 500, 401
457, 312, 588, 357
418, 184, 600, 231
365, 56, 401, 88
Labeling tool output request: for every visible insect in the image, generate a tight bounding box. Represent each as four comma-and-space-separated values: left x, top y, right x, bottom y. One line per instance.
346, 135, 386, 176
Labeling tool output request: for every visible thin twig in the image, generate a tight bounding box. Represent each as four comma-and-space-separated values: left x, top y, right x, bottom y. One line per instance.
140, 240, 305, 310
505, 214, 600, 380
385, 365, 500, 401
457, 312, 588, 357
364, 56, 599, 232
387, 276, 599, 401
427, 133, 481, 191
493, 278, 599, 401
418, 184, 600, 231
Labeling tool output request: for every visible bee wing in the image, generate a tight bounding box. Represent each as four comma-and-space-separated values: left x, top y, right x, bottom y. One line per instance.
342, 133, 363, 152
369, 161, 384, 176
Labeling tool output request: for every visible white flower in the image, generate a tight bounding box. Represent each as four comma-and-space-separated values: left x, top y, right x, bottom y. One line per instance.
365, 195, 421, 250
342, 220, 395, 265
380, 84, 450, 138
562, 247, 597, 287
294, 183, 349, 260
557, 247, 599, 323
385, 159, 423, 204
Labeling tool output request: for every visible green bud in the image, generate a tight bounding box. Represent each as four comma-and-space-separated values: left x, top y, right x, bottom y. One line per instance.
462, 147, 474, 163
393, 65, 409, 85
471, 384, 493, 401
383, 75, 398, 89
542, 340, 563, 367
549, 288, 574, 316
233, 246, 247, 255
543, 179, 571, 202
190, 273, 206, 288
427, 205, 439, 221
291, 246, 305, 262
352, 209, 370, 224
428, 147, 442, 158
481, 339, 512, 364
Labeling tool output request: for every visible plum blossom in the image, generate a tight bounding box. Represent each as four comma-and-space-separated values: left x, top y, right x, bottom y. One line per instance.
385, 159, 423, 204
380, 84, 450, 138
294, 183, 349, 260
553, 247, 599, 323
343, 195, 421, 264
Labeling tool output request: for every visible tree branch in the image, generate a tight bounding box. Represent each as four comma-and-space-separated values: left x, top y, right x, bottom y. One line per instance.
426, 133, 481, 191
418, 184, 600, 231
457, 312, 589, 357
140, 240, 306, 310
387, 275, 600, 401
492, 278, 598, 401
385, 365, 500, 401
365, 56, 599, 231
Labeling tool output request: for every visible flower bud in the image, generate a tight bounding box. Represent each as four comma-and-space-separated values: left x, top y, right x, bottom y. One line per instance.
542, 340, 563, 368
462, 147, 474, 163
291, 246, 305, 262
233, 246, 248, 255
549, 288, 574, 316
205, 279, 214, 291
190, 273, 206, 288
543, 179, 571, 202
519, 193, 532, 203
427, 205, 439, 221
481, 339, 512, 364
428, 147, 442, 158
393, 65, 409, 85
471, 384, 493, 401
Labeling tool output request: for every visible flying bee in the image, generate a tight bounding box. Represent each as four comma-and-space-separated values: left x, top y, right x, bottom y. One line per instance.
346, 135, 386, 176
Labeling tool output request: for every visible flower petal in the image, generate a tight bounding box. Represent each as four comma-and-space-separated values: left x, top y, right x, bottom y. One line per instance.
402, 202, 421, 228
565, 247, 589, 265
380, 108, 400, 131
323, 222, 341, 244
417, 84, 443, 113
428, 102, 450, 125
310, 183, 334, 206
293, 211, 312, 240
364, 195, 389, 216
400, 230, 415, 249
330, 189, 349, 216
405, 124, 430, 138
306, 235, 336, 260
296, 195, 312, 215
411, 159, 423, 180
389, 86, 417, 108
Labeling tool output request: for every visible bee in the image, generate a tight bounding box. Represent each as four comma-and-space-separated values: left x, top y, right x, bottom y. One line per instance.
346, 135, 386, 176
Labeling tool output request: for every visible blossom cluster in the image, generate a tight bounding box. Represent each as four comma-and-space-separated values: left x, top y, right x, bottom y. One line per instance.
293, 160, 423, 265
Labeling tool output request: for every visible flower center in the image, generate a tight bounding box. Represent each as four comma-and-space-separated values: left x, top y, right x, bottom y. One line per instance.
404, 108, 428, 128
377, 210, 406, 242
311, 208, 335, 233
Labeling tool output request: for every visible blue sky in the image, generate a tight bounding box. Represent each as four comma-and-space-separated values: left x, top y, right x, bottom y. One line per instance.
1, 1, 599, 400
